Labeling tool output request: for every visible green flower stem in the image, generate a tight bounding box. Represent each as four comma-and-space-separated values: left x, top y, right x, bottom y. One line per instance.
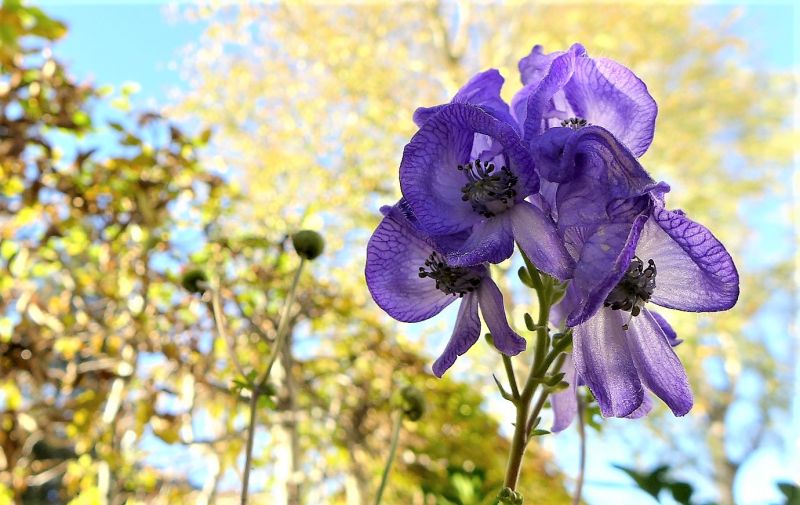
503, 250, 555, 490
525, 353, 567, 438
502, 248, 575, 493
502, 355, 521, 400
241, 257, 306, 505
374, 410, 404, 505
535, 330, 573, 377
521, 254, 549, 375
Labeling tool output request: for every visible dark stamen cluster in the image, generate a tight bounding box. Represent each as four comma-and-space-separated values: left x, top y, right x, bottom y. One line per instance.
458, 158, 518, 218
418, 252, 482, 297
604, 257, 657, 329
561, 117, 588, 129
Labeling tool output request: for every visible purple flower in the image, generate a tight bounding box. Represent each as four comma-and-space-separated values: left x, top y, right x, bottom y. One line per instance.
557, 189, 738, 418
515, 43, 658, 158
399, 102, 573, 279
365, 201, 526, 377
549, 308, 679, 431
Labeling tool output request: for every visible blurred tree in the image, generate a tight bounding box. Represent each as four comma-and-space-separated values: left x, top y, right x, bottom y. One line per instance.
0, 2, 570, 504
174, 2, 794, 505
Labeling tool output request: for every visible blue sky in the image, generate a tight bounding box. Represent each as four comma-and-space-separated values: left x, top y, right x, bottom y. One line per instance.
31, 1, 797, 504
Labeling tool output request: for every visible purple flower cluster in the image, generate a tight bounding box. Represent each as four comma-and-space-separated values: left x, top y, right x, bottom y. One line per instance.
366, 43, 739, 420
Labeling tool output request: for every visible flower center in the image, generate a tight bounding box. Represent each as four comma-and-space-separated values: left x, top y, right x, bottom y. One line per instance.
561, 117, 588, 129
418, 252, 482, 297
604, 257, 657, 328
458, 158, 518, 218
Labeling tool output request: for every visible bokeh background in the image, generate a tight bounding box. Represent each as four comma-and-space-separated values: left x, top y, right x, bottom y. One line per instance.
0, 1, 797, 504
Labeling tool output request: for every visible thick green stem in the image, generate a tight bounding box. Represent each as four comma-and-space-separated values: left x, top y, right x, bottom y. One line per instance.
241, 258, 306, 505
374, 411, 404, 505
503, 249, 554, 491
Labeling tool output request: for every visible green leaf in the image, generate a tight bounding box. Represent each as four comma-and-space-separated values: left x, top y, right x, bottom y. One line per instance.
669, 482, 694, 504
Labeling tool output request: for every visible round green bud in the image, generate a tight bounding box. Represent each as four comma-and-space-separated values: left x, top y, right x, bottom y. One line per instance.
497, 488, 524, 505
181, 269, 208, 294
399, 385, 425, 421
291, 230, 325, 260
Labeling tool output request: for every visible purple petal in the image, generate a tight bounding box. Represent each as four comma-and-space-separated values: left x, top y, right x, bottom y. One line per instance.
365, 207, 456, 323
413, 104, 446, 128
572, 308, 643, 418
550, 283, 582, 328
452, 69, 517, 127
477, 279, 526, 356
624, 394, 653, 419
518, 44, 575, 87
627, 309, 693, 416
563, 56, 657, 157
522, 45, 580, 142
432, 292, 481, 377
650, 310, 682, 347
567, 214, 649, 326
414, 69, 516, 128
520, 43, 656, 157
509, 201, 574, 280
544, 126, 656, 193
636, 205, 739, 312
445, 214, 515, 267
510, 83, 535, 130
513, 44, 571, 129
551, 353, 578, 432
555, 174, 652, 232
400, 103, 537, 236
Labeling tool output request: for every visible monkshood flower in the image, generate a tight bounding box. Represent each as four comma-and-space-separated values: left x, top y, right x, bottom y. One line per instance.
365, 200, 525, 377
398, 102, 573, 279
535, 124, 659, 324
515, 43, 658, 158
555, 187, 738, 418
549, 294, 681, 431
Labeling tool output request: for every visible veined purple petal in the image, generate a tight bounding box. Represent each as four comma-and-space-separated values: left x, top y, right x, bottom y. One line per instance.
543, 126, 656, 193
650, 310, 682, 347
573, 308, 643, 417
636, 205, 739, 312
563, 57, 657, 157
627, 309, 693, 416
432, 292, 481, 377
445, 214, 515, 267
555, 174, 652, 232
477, 279, 526, 356
509, 201, 574, 280
365, 207, 457, 323
414, 69, 516, 128
567, 214, 648, 326
453, 69, 517, 127
400, 103, 538, 236
551, 353, 578, 432
412, 104, 446, 128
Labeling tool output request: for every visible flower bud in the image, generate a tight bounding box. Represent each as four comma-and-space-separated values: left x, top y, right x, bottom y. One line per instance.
399, 385, 425, 421
497, 487, 523, 504
291, 230, 325, 260
181, 269, 208, 294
